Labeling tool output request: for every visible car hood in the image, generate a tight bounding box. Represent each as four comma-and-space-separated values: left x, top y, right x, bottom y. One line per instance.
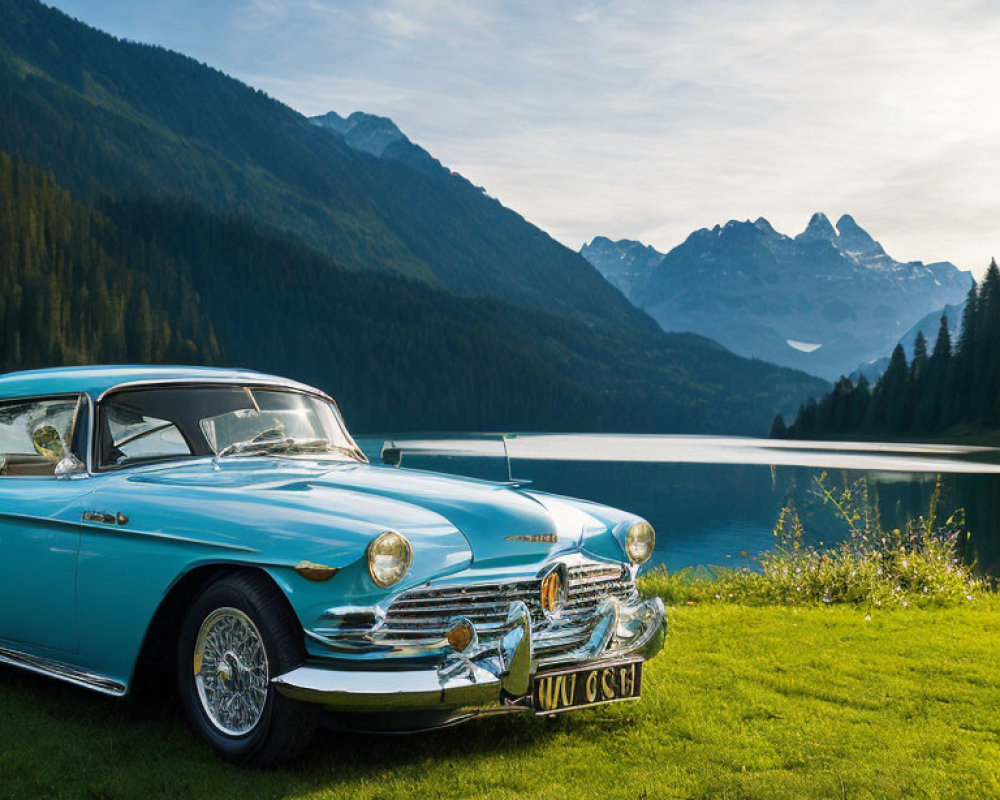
104, 458, 626, 577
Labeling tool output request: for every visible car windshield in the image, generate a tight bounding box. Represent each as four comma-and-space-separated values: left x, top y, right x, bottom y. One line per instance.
99, 385, 362, 469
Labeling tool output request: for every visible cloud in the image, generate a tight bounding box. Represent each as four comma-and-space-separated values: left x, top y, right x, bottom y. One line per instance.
48, 0, 1000, 274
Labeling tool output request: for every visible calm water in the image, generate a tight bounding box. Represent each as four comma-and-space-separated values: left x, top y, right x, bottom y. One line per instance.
355, 434, 1000, 576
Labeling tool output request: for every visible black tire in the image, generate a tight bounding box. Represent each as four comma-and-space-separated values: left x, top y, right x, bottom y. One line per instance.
177, 571, 319, 766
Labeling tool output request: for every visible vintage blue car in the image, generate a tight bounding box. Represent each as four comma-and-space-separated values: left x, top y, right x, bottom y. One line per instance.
0, 365, 666, 765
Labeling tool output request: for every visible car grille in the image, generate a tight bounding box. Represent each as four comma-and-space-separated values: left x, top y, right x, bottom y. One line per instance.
379, 561, 639, 663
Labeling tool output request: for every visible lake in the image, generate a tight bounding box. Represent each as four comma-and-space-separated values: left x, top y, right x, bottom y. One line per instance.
355, 434, 1000, 576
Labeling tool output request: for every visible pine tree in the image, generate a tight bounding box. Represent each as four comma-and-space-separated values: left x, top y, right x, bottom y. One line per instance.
869, 344, 909, 433
770, 414, 788, 439
910, 331, 928, 384
916, 315, 953, 433
972, 261, 1000, 419
950, 285, 980, 424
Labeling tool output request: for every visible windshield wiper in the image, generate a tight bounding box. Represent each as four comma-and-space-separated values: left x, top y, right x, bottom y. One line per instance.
216, 435, 296, 458
215, 436, 362, 461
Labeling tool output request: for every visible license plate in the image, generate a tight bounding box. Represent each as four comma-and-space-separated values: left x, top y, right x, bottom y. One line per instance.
532, 658, 643, 715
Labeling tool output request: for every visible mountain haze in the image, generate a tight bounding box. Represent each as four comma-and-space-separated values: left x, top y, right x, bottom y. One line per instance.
582, 214, 972, 379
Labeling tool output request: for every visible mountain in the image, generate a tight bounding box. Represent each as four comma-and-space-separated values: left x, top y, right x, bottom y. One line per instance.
579, 236, 665, 298
582, 214, 973, 379
310, 111, 442, 175
0, 0, 642, 329
0, 0, 829, 434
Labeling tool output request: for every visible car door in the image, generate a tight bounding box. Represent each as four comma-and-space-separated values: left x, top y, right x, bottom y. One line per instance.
0, 395, 93, 653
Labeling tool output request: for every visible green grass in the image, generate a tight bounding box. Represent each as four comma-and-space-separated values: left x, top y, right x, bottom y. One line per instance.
2, 598, 999, 799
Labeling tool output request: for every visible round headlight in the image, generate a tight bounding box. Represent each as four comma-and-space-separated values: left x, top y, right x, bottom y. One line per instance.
367, 531, 413, 588
626, 522, 655, 565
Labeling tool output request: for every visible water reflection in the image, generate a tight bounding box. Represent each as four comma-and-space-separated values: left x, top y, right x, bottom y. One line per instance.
356, 435, 1000, 576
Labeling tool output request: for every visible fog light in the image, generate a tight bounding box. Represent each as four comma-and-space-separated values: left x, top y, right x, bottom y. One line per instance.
446, 619, 476, 653
540, 565, 567, 618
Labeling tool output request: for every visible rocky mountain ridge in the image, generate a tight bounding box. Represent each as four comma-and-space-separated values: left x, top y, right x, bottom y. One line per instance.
582, 213, 972, 379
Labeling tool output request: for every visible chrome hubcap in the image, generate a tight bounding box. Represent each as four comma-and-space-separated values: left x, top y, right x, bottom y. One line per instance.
193, 607, 269, 736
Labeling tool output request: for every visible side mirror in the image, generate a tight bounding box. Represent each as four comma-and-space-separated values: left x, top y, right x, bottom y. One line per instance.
54, 453, 87, 478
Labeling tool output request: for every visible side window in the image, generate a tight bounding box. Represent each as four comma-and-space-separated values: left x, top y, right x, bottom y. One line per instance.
0, 396, 85, 478
104, 401, 192, 467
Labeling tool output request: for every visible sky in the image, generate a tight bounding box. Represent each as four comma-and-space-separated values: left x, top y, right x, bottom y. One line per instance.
49, 0, 1000, 276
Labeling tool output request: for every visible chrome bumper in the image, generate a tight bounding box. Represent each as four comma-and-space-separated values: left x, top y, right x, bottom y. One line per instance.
272, 595, 666, 720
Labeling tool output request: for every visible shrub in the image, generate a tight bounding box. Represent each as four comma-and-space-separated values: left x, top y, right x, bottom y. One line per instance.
639, 473, 986, 609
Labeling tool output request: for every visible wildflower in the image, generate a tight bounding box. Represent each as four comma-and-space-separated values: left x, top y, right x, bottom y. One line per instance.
822, 594, 831, 604
864, 614, 871, 621
966, 594, 973, 601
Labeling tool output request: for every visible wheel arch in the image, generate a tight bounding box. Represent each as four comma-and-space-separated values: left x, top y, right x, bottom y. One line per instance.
129, 562, 299, 694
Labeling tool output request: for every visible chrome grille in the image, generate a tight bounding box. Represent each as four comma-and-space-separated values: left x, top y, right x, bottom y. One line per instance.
380, 561, 639, 661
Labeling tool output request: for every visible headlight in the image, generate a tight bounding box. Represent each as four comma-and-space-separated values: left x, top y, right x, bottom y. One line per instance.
626, 522, 655, 565
367, 531, 413, 587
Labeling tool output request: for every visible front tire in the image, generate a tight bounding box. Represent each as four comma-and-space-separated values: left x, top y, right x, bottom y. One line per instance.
177, 572, 319, 766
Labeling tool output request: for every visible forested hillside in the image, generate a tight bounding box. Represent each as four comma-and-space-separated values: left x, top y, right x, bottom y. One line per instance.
776, 261, 1000, 440
100, 196, 827, 433
0, 0, 643, 330
0, 153, 220, 369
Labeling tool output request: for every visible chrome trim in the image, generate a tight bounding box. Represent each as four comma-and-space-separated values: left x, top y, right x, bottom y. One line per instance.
306, 556, 665, 669
332, 557, 639, 664
0, 644, 126, 696
94, 377, 328, 403
274, 594, 665, 724
0, 512, 259, 552
505, 534, 557, 544
273, 661, 503, 712
274, 600, 533, 715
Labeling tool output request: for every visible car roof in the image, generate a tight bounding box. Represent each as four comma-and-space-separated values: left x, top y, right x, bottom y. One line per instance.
0, 365, 326, 401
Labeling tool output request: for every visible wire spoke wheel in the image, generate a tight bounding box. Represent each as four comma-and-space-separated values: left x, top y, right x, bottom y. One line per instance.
193, 607, 270, 736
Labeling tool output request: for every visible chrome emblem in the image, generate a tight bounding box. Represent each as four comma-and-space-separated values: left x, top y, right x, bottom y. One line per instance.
505, 534, 558, 544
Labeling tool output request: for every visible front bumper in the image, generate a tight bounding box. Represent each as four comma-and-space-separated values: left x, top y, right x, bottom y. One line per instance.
272, 594, 666, 725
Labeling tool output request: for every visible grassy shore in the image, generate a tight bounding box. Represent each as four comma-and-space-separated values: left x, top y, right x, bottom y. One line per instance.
2, 595, 998, 800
